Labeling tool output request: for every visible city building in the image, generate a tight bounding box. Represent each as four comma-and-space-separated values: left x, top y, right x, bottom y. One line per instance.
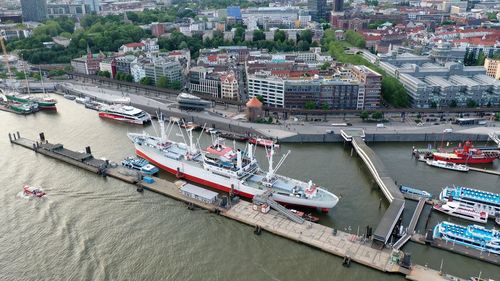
246, 97, 263, 122
47, 3, 89, 18
308, 0, 327, 22
349, 65, 382, 109
484, 58, 500, 80
144, 58, 183, 84
220, 73, 239, 100
187, 66, 221, 97
115, 55, 136, 75
99, 58, 116, 78
71, 49, 105, 75
21, 0, 47, 22
332, 0, 344, 12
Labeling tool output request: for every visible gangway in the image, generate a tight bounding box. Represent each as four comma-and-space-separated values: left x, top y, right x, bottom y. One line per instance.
253, 192, 305, 224
488, 132, 500, 147
393, 198, 426, 250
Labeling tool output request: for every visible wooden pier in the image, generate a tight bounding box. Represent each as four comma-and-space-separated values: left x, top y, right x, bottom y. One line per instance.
8, 132, 472, 281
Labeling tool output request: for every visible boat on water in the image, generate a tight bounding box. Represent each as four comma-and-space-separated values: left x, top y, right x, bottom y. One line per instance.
64, 94, 76, 100
177, 93, 211, 110
439, 186, 500, 217
9, 101, 37, 114
84, 100, 106, 111
180, 122, 200, 130
432, 141, 499, 164
289, 209, 320, 222
433, 201, 488, 223
432, 221, 500, 255
75, 97, 88, 104
127, 117, 339, 211
249, 137, 277, 147
99, 104, 151, 125
399, 185, 432, 200
22, 185, 46, 198
121, 156, 159, 175
219, 132, 248, 142
426, 159, 469, 172
5, 93, 57, 111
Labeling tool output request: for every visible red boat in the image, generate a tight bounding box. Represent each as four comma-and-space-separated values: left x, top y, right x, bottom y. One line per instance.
289, 209, 320, 222
23, 185, 46, 198
249, 137, 278, 147
432, 141, 499, 164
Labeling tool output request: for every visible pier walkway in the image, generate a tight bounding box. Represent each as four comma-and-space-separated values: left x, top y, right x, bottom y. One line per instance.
342, 130, 405, 245
393, 198, 426, 250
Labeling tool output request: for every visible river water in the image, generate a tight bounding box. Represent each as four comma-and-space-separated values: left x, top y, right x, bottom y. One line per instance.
1, 97, 499, 280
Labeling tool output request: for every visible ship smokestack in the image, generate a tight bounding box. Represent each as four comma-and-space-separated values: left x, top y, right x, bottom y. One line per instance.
237, 149, 242, 169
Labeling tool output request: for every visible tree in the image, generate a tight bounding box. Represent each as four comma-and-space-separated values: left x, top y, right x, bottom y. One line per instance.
139, 77, 153, 86
170, 80, 182, 90
449, 100, 458, 108
466, 99, 477, 108
320, 62, 331, 70
274, 29, 286, 42
476, 50, 486, 66
97, 70, 110, 78
345, 30, 366, 48
360, 111, 369, 120
304, 101, 316, 109
321, 103, 330, 110
297, 40, 310, 51
253, 29, 265, 41
430, 101, 437, 108
371, 111, 383, 120
298, 30, 313, 44
156, 76, 169, 88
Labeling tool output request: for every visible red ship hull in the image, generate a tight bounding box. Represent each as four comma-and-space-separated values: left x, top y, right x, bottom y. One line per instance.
432, 155, 496, 164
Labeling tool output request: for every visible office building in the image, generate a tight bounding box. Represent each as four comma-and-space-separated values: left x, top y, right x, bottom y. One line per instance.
21, 0, 47, 22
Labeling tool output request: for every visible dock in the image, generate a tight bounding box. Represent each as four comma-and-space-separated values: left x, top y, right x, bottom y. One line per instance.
342, 130, 406, 246
8, 132, 473, 280
393, 198, 426, 250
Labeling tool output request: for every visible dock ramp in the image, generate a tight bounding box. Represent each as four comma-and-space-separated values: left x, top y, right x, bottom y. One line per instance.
253, 192, 305, 224
392, 198, 426, 250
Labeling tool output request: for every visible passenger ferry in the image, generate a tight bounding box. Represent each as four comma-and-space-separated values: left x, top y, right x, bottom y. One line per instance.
399, 185, 432, 200
439, 186, 500, 217
433, 201, 488, 223
432, 221, 500, 255
426, 159, 469, 172
99, 104, 151, 125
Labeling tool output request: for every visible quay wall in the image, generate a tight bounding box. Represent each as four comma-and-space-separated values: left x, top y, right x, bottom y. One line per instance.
279, 133, 490, 143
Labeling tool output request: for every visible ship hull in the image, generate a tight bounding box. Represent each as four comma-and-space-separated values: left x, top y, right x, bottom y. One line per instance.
134, 144, 337, 210
99, 112, 146, 125
432, 155, 496, 164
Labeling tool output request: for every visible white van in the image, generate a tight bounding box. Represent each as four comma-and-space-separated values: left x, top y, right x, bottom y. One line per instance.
376, 123, 385, 128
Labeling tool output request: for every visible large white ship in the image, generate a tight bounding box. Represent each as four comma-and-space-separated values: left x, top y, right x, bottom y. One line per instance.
128, 118, 339, 211
99, 104, 151, 125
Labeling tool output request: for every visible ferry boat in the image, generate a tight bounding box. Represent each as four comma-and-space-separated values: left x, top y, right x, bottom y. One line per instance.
432, 221, 500, 255
433, 201, 488, 223
439, 186, 500, 217
99, 104, 151, 125
249, 137, 277, 147
426, 159, 469, 172
22, 185, 46, 198
432, 141, 499, 164
399, 185, 432, 200
121, 156, 159, 175
127, 117, 339, 211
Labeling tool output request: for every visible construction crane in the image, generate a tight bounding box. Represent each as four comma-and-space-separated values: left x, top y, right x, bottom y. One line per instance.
0, 36, 12, 77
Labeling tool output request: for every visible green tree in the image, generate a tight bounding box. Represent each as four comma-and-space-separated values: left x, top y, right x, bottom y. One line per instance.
449, 100, 458, 108
371, 111, 383, 120
476, 50, 486, 66
253, 29, 265, 41
466, 99, 477, 108
140, 77, 153, 86
297, 40, 310, 51
298, 29, 313, 44
304, 101, 316, 109
156, 76, 169, 88
320, 62, 331, 70
321, 103, 330, 110
430, 101, 437, 108
345, 30, 366, 48
97, 70, 110, 78
274, 29, 286, 42
360, 111, 369, 120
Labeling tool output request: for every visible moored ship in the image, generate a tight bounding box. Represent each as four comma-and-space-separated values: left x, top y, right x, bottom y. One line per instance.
127, 117, 339, 211
5, 93, 57, 110
426, 159, 469, 172
439, 186, 500, 217
432, 221, 500, 255
433, 201, 488, 223
432, 141, 499, 164
99, 104, 151, 125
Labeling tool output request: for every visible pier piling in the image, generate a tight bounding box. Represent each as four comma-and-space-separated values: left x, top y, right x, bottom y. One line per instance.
16, 131, 20, 139
8, 133, 12, 143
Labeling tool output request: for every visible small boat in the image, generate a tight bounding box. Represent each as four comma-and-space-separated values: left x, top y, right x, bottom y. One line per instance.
121, 156, 159, 175
22, 185, 46, 198
84, 100, 105, 111
426, 159, 469, 172
219, 132, 248, 142
180, 122, 199, 130
64, 94, 76, 100
399, 185, 432, 200
75, 97, 88, 104
289, 209, 320, 222
433, 201, 488, 223
249, 137, 278, 147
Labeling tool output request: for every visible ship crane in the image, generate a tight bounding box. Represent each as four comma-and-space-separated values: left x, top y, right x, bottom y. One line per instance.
265, 144, 290, 182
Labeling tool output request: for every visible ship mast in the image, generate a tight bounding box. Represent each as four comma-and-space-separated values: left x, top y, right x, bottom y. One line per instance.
158, 112, 166, 141
265, 144, 290, 181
